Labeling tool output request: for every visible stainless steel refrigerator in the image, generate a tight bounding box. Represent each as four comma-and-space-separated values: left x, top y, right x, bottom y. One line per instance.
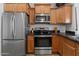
1, 12, 29, 56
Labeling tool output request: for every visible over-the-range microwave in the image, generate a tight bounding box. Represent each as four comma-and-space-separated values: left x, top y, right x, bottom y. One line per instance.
35, 14, 50, 24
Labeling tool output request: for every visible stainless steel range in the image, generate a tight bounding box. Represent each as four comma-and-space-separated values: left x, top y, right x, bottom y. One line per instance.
34, 27, 52, 55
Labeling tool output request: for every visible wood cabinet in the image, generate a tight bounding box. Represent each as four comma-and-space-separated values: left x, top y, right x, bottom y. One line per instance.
4, 3, 30, 14
64, 4, 72, 23
50, 9, 57, 24
29, 8, 35, 24
56, 9, 60, 23
35, 4, 51, 14
56, 5, 72, 24
63, 38, 75, 56
58, 36, 63, 55
52, 34, 76, 56
63, 42, 75, 56
50, 4, 72, 24
52, 35, 59, 53
52, 35, 64, 55
16, 4, 29, 12
76, 43, 79, 56
56, 7, 64, 23
4, 3, 15, 12
27, 35, 34, 53
50, 8, 64, 24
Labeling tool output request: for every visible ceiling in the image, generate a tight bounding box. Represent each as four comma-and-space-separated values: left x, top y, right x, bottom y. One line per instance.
29, 3, 57, 8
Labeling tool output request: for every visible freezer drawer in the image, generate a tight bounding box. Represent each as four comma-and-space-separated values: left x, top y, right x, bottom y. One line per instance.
35, 47, 52, 55
1, 39, 26, 56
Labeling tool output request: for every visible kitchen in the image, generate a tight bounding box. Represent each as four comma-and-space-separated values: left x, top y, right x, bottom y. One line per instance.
0, 3, 79, 56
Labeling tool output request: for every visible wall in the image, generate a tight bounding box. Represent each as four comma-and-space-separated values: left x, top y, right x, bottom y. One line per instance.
0, 3, 3, 56
66, 3, 79, 35
66, 4, 76, 31
75, 4, 79, 35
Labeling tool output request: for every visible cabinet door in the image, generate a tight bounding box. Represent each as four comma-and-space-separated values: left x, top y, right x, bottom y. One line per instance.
56, 7, 64, 23
4, 3, 30, 14
50, 9, 57, 24
29, 8, 35, 24
27, 35, 34, 53
52, 35, 59, 53
56, 9, 60, 24
63, 42, 75, 56
76, 43, 79, 56
35, 4, 50, 14
58, 36, 63, 55
64, 5, 72, 23
44, 5, 50, 14
4, 4, 15, 12
76, 50, 79, 56
16, 4, 27, 12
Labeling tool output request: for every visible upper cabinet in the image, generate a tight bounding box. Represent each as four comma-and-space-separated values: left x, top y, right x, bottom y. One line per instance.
50, 4, 72, 24
56, 7, 65, 23
4, 3, 30, 14
35, 4, 51, 14
29, 8, 35, 24
4, 4, 15, 12
50, 9, 57, 24
4, 3, 72, 24
64, 4, 72, 23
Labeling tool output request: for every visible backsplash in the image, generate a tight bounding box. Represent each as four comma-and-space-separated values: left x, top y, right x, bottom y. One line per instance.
30, 24, 66, 32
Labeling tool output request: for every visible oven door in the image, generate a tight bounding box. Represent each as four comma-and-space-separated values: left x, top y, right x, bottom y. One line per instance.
34, 37, 52, 47
34, 37, 52, 55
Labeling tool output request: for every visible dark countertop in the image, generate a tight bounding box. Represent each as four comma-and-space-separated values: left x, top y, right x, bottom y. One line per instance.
56, 33, 79, 43
29, 31, 79, 43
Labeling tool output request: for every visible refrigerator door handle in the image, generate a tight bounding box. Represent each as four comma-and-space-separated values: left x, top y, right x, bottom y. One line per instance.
12, 15, 15, 39
10, 15, 14, 39
11, 14, 15, 39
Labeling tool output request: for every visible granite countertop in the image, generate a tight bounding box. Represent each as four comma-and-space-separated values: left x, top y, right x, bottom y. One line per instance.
57, 33, 79, 42
28, 30, 79, 42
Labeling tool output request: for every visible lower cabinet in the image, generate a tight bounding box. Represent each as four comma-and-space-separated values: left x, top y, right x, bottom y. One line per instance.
63, 42, 75, 56
76, 43, 79, 56
58, 36, 63, 55
27, 35, 34, 53
63, 38, 76, 56
53, 35, 76, 56
52, 35, 59, 53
